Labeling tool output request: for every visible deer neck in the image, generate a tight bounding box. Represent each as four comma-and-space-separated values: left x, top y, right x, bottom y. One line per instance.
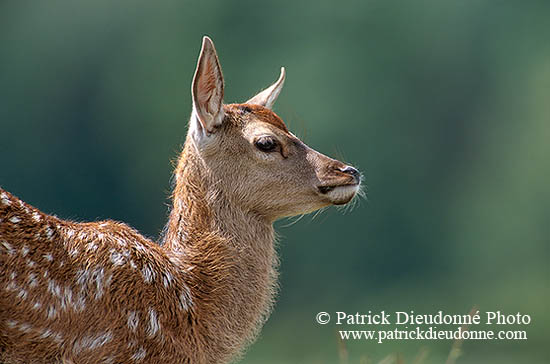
163, 140, 278, 359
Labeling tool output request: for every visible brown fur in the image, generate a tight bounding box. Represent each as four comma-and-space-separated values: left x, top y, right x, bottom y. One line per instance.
229, 104, 289, 132
0, 37, 360, 364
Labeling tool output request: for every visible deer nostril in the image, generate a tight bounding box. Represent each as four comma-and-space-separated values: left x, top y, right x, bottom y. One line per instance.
339, 165, 360, 182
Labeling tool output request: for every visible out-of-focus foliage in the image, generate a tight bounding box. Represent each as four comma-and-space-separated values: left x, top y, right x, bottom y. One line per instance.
1, 1, 548, 363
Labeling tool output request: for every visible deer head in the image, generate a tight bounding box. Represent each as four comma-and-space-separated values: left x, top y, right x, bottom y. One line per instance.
188, 36, 361, 221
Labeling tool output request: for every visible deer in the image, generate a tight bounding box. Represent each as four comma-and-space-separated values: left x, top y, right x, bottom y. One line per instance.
0, 36, 361, 364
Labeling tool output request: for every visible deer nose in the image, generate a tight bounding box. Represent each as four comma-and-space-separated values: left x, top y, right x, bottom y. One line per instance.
339, 165, 361, 183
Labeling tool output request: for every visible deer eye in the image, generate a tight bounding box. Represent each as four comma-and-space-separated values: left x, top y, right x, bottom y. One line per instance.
254, 136, 278, 153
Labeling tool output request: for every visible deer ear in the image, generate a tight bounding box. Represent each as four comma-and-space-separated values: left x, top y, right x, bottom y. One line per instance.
191, 36, 224, 135
246, 67, 285, 109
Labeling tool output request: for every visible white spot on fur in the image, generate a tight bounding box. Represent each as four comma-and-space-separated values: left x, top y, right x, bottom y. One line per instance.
2, 241, 15, 255
21, 245, 29, 257
43, 270, 49, 278
131, 347, 146, 361
102, 356, 115, 364
17, 289, 28, 300
9, 216, 21, 224
129, 260, 137, 269
53, 332, 63, 344
39, 328, 62, 343
6, 281, 18, 291
74, 293, 86, 312
39, 328, 52, 339
18, 322, 32, 333
99, 222, 109, 228
146, 308, 160, 337
32, 301, 42, 310
92, 267, 105, 299
45, 227, 54, 241
66, 229, 75, 238
76, 269, 89, 286
69, 247, 79, 257
44, 253, 54, 262
162, 272, 173, 288
48, 279, 62, 297
28, 272, 38, 288
47, 305, 57, 319
179, 285, 193, 311
127, 311, 139, 332
86, 242, 98, 252
26, 259, 36, 268
110, 250, 124, 266
75, 267, 108, 301
59, 286, 74, 310
6, 320, 17, 328
73, 331, 113, 354
141, 265, 155, 283
134, 243, 146, 253
10, 272, 16, 280
116, 238, 127, 247
32, 212, 41, 222
169, 255, 182, 266
1, 192, 11, 206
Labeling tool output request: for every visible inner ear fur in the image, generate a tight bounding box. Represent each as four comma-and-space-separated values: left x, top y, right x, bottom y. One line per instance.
246, 67, 285, 110
192, 36, 225, 133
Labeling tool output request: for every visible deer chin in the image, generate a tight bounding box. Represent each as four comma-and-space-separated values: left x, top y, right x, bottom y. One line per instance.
318, 183, 360, 205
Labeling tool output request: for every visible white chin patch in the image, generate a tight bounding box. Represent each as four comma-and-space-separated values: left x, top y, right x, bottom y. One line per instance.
328, 185, 359, 205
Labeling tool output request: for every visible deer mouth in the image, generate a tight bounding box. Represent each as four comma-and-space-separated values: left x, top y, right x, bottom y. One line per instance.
318, 185, 336, 194
317, 182, 358, 194
317, 182, 360, 205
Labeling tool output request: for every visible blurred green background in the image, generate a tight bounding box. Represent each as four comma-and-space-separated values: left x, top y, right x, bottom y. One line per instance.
1, 1, 548, 363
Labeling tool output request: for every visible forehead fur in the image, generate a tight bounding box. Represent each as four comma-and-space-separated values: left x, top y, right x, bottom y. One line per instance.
224, 103, 289, 133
